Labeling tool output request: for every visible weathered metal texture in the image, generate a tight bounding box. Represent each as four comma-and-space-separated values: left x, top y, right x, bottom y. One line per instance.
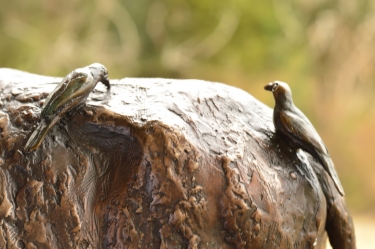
0, 68, 355, 248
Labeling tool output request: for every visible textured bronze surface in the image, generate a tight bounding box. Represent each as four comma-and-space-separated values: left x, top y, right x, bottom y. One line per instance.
0, 69, 355, 248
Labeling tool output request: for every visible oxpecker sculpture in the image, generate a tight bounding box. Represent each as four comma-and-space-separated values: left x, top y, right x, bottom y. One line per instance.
264, 81, 345, 196
24, 63, 110, 152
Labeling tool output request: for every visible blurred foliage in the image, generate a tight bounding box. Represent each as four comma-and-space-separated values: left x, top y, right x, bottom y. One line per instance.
1, 0, 374, 214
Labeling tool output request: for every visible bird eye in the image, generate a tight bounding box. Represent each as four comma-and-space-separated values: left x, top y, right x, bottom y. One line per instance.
272, 83, 279, 91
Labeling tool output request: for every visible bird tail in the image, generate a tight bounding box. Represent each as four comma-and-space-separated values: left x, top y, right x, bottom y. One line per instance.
24, 119, 53, 152
321, 154, 345, 196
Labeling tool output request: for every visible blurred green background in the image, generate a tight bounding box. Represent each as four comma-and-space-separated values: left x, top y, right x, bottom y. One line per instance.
1, 0, 374, 216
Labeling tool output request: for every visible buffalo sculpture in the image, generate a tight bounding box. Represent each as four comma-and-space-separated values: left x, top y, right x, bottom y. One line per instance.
0, 67, 355, 248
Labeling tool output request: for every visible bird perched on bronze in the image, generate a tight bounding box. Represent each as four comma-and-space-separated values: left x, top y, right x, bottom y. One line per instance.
264, 81, 345, 196
24, 63, 110, 152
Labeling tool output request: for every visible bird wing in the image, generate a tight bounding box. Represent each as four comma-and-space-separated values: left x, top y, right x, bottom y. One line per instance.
280, 109, 345, 196
41, 76, 70, 118
279, 109, 328, 155
41, 75, 86, 118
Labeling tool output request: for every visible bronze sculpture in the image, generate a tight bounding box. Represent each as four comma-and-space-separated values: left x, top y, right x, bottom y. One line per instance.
264, 81, 344, 196
0, 68, 355, 248
24, 63, 110, 152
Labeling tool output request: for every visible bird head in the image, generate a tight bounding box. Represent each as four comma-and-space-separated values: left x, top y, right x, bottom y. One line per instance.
88, 63, 110, 89
264, 81, 293, 105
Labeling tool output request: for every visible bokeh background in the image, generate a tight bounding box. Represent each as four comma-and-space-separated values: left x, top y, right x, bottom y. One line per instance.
1, 0, 374, 247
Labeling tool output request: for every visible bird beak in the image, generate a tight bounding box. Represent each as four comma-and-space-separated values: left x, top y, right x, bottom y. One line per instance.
89, 63, 110, 89
100, 75, 110, 90
264, 83, 274, 92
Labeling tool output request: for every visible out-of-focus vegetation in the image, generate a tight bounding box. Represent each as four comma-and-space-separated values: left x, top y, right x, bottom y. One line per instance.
1, 0, 374, 214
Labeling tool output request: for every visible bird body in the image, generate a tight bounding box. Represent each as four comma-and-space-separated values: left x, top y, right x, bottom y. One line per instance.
24, 63, 110, 152
265, 81, 345, 196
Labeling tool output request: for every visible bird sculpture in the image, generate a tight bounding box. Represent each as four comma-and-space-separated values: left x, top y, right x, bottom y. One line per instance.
24, 63, 110, 152
264, 81, 345, 196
